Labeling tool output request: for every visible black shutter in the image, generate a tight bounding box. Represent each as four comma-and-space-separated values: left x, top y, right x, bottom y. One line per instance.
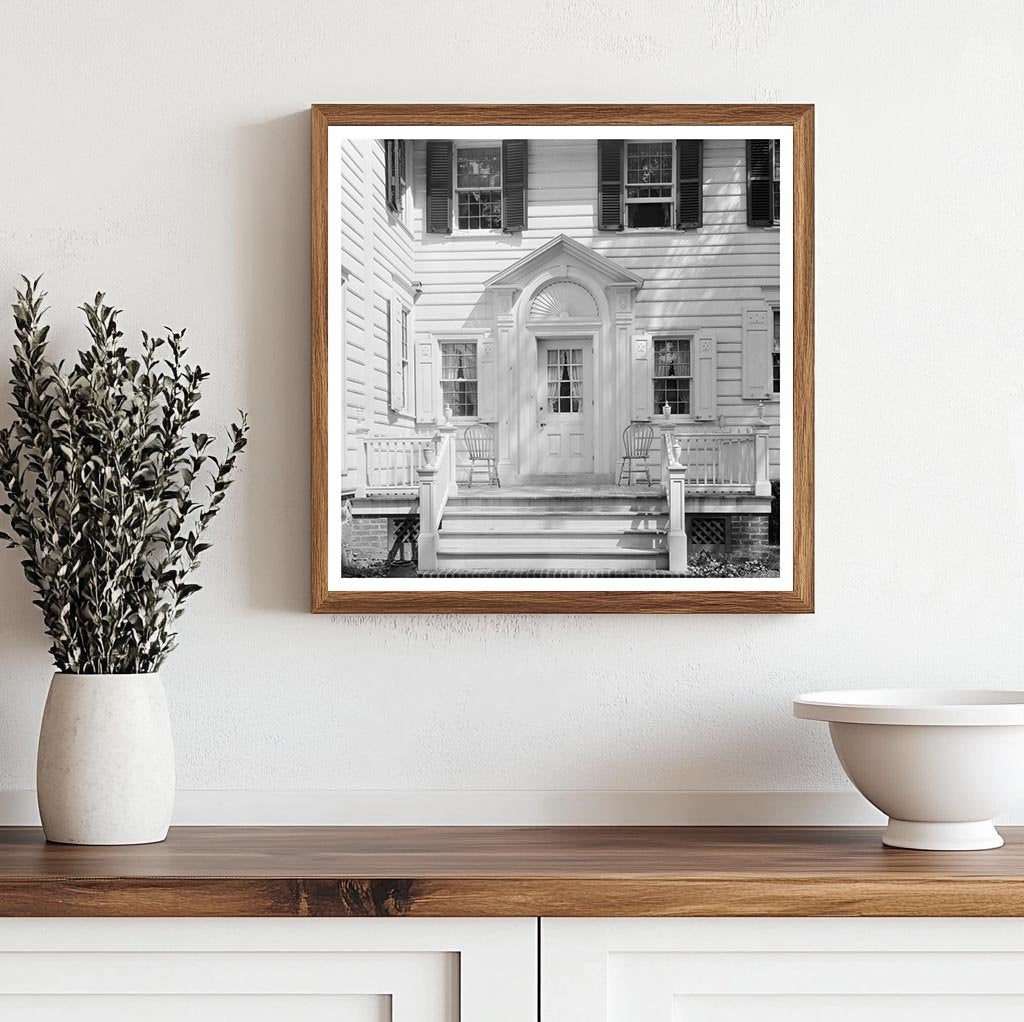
501, 139, 528, 232
426, 139, 453, 234
395, 140, 407, 216
598, 139, 624, 230
676, 139, 703, 229
384, 140, 399, 213
747, 139, 774, 227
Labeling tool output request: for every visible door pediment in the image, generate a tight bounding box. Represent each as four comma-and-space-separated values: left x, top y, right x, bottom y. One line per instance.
483, 234, 643, 293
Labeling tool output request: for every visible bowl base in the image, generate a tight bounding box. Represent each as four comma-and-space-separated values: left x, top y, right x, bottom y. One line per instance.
882, 819, 1004, 851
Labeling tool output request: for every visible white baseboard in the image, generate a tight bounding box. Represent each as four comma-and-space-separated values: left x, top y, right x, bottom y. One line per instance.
4, 788, 1020, 827
0, 789, 893, 826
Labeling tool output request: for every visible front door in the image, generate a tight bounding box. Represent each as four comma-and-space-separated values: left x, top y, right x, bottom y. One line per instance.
536, 338, 593, 475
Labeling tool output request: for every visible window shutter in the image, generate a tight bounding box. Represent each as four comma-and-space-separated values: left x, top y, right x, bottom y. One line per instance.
676, 139, 703, 229
416, 336, 436, 422
598, 139, 624, 231
741, 302, 772, 399
384, 140, 398, 213
477, 337, 498, 421
746, 139, 774, 227
630, 332, 653, 420
387, 299, 404, 412
693, 331, 718, 421
426, 140, 453, 234
501, 140, 528, 233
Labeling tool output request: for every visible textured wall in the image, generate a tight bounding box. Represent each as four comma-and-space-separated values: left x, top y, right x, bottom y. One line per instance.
1, 1, 1022, 807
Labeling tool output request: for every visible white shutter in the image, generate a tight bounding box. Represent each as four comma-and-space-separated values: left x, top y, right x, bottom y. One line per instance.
692, 330, 718, 421
630, 332, 653, 420
416, 336, 436, 422
477, 336, 497, 421
387, 299, 403, 412
741, 302, 772, 400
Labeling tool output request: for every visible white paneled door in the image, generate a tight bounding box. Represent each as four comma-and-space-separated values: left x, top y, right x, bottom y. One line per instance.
536, 338, 593, 475
0, 918, 536, 1022
542, 918, 1024, 1021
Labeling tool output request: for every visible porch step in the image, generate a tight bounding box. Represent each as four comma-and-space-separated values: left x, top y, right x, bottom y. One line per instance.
442, 510, 668, 533
439, 530, 666, 552
435, 490, 671, 571
446, 497, 665, 513
434, 547, 669, 571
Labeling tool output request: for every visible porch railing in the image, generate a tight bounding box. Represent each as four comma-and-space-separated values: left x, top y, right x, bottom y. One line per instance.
659, 425, 772, 497
360, 436, 435, 497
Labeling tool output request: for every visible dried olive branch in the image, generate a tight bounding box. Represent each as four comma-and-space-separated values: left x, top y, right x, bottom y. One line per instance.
0, 277, 249, 673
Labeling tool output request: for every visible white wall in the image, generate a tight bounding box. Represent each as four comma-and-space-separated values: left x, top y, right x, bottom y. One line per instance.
0, 0, 1022, 822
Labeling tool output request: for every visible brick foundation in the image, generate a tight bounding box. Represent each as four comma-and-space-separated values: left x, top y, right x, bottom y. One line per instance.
348, 515, 389, 561
729, 513, 770, 557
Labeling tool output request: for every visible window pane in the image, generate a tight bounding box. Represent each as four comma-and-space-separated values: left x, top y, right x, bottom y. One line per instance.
626, 142, 673, 186
456, 147, 501, 189
440, 342, 478, 417
546, 347, 583, 413
653, 339, 691, 415
441, 381, 477, 417
627, 202, 672, 228
654, 338, 690, 378
457, 190, 502, 230
654, 378, 691, 415
625, 185, 672, 200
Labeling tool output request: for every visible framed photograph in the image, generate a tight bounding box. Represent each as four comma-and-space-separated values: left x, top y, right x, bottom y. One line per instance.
312, 105, 813, 613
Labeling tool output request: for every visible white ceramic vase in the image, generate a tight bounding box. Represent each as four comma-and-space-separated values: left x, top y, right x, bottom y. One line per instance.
36, 673, 175, 845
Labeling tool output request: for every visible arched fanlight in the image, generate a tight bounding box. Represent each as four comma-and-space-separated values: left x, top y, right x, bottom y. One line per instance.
530, 281, 598, 320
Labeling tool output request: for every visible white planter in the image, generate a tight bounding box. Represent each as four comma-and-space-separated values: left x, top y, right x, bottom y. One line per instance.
36, 673, 175, 845
794, 689, 1024, 850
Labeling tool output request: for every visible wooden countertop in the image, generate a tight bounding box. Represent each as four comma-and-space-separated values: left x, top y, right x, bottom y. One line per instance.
2, 825, 1024, 917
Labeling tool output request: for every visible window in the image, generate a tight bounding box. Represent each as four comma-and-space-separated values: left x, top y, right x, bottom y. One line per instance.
653, 337, 692, 415
383, 140, 407, 217
400, 306, 410, 408
771, 306, 780, 395
625, 141, 674, 228
440, 341, 478, 417
546, 347, 583, 413
386, 298, 410, 414
455, 144, 502, 230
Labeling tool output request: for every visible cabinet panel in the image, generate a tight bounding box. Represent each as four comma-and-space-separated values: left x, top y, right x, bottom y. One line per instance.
542, 918, 1024, 1022
0, 995, 390, 1022
0, 918, 536, 1022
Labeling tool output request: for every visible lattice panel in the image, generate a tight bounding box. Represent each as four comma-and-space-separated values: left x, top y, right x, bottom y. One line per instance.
689, 517, 727, 547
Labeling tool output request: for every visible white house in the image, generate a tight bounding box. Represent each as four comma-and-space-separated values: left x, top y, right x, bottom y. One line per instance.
336, 137, 782, 575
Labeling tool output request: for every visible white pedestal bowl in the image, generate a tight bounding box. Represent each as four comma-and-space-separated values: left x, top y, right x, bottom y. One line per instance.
794, 689, 1024, 850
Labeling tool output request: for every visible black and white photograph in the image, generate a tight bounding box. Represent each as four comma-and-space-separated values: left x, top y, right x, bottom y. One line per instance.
323, 124, 796, 595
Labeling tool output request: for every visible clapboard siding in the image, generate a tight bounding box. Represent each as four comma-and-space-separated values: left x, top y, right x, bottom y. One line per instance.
337, 139, 417, 489
403, 138, 781, 476
335, 138, 781, 483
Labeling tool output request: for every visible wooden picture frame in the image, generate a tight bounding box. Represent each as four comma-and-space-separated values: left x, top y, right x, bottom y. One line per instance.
312, 104, 813, 613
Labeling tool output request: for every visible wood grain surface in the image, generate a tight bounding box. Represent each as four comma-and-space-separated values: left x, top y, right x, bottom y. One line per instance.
310, 104, 814, 614
1, 825, 1020, 918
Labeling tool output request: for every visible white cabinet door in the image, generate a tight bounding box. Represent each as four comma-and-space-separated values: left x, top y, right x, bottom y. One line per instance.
0, 917, 536, 1022
542, 917, 1024, 1021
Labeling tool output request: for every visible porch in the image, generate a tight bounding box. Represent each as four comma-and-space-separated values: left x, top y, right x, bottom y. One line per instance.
353, 421, 772, 503
346, 423, 774, 574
